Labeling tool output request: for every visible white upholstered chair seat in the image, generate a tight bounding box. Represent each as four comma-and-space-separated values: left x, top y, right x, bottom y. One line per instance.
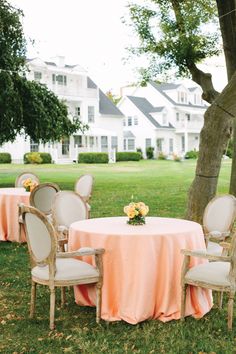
185, 262, 230, 287
32, 258, 99, 282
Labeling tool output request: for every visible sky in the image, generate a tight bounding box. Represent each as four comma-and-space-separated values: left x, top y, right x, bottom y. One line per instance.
10, 0, 227, 94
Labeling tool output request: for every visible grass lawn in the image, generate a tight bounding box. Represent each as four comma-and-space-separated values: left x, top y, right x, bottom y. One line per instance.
0, 160, 235, 353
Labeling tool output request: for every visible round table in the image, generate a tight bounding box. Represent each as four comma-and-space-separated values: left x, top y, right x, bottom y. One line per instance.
0, 188, 30, 242
69, 216, 213, 324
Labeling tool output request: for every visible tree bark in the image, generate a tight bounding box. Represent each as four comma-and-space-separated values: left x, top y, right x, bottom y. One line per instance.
186, 73, 236, 222
216, 0, 236, 196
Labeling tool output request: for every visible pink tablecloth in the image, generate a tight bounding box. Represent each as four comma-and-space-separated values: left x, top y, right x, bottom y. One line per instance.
0, 188, 30, 242
69, 216, 213, 324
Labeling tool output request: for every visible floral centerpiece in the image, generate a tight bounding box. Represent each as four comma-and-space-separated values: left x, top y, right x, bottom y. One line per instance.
22, 178, 38, 192
124, 201, 149, 225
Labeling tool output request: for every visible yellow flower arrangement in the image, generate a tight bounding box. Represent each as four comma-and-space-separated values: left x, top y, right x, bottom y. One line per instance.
22, 178, 38, 192
124, 201, 149, 225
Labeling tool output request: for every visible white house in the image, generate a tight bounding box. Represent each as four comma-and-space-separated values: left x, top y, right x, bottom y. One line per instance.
0, 56, 124, 163
118, 81, 208, 158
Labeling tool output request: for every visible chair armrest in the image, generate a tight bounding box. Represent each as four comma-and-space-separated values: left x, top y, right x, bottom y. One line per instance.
57, 247, 105, 258
181, 249, 231, 262
219, 241, 231, 250
206, 231, 230, 242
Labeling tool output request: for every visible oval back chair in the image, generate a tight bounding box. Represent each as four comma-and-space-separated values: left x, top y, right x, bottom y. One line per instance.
30, 182, 60, 216
74, 174, 94, 203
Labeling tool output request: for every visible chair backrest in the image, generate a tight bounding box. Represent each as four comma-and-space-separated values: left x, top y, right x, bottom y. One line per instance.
21, 205, 57, 266
74, 174, 93, 202
52, 191, 88, 229
15, 172, 40, 188
203, 194, 236, 233
30, 183, 60, 215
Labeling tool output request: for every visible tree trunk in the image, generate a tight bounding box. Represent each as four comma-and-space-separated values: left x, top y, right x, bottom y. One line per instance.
216, 0, 236, 196
186, 74, 236, 223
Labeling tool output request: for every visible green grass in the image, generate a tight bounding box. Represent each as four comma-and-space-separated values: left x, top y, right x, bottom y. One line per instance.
0, 160, 235, 353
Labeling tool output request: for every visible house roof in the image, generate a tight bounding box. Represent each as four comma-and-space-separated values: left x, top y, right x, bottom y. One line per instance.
149, 81, 207, 109
87, 77, 97, 89
124, 130, 135, 138
99, 89, 124, 116
127, 96, 174, 129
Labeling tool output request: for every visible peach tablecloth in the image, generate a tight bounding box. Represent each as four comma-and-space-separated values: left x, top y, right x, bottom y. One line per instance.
69, 216, 213, 324
0, 188, 30, 242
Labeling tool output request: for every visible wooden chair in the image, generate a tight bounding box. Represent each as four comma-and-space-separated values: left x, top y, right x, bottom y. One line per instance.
15, 172, 40, 187
74, 174, 93, 217
29, 182, 60, 218
202, 194, 236, 255
21, 204, 104, 330
52, 191, 89, 251
181, 232, 236, 330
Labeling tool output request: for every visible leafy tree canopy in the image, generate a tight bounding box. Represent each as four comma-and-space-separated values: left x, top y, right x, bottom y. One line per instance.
0, 0, 84, 145
126, 0, 220, 82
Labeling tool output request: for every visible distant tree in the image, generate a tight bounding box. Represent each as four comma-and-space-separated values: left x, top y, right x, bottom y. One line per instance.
0, 0, 84, 145
127, 0, 236, 222
106, 90, 121, 105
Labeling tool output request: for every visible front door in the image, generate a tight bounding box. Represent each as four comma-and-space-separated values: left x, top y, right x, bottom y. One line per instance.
61, 137, 70, 157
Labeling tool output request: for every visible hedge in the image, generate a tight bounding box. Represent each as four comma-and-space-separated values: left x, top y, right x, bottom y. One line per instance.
0, 153, 11, 163
184, 150, 198, 159
24, 152, 52, 164
78, 152, 109, 163
116, 152, 141, 161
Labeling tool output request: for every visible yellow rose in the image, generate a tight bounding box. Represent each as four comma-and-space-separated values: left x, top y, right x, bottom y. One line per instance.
128, 211, 135, 219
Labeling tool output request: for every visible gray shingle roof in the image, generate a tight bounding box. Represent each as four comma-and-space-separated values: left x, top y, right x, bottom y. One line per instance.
149, 81, 207, 109
87, 77, 98, 89
124, 130, 135, 138
99, 89, 124, 116
127, 96, 174, 129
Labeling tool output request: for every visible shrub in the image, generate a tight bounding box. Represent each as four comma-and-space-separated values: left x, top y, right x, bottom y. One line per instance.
78, 152, 109, 163
157, 152, 167, 160
136, 148, 143, 159
24, 152, 42, 164
116, 152, 141, 161
39, 152, 52, 164
224, 138, 233, 158
24, 152, 52, 164
185, 150, 198, 159
173, 154, 182, 162
146, 146, 154, 159
0, 152, 11, 163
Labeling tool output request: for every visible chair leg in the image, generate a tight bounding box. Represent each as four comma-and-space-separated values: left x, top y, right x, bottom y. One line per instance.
218, 291, 223, 309
30, 281, 37, 318
61, 287, 66, 307
227, 291, 235, 330
180, 284, 187, 319
49, 287, 56, 330
96, 283, 102, 323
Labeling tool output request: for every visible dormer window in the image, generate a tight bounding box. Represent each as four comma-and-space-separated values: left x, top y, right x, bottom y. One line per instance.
52, 74, 67, 85
88, 106, 95, 123
178, 91, 187, 103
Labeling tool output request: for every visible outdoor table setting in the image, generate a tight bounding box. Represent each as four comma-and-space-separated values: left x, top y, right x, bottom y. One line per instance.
0, 187, 30, 242
68, 214, 213, 324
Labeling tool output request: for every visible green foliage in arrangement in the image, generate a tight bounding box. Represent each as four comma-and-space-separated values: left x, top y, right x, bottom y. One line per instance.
146, 146, 154, 159
78, 152, 109, 164
116, 152, 141, 161
0, 152, 11, 163
185, 150, 199, 159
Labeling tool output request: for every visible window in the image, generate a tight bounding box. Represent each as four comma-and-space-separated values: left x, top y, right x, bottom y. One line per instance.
128, 116, 132, 126
75, 107, 81, 117
128, 139, 135, 150
181, 136, 185, 152
169, 138, 173, 153
145, 138, 152, 148
30, 139, 39, 152
101, 136, 108, 151
156, 138, 163, 152
178, 91, 187, 103
89, 136, 94, 147
186, 114, 191, 121
88, 106, 95, 123
134, 116, 138, 125
111, 136, 118, 150
34, 71, 42, 82
52, 74, 67, 85
74, 135, 82, 147
176, 112, 179, 121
